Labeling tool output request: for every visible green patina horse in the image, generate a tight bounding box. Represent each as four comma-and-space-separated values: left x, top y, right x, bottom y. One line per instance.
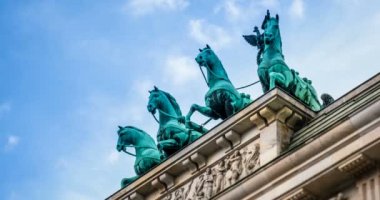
244, 10, 333, 111
116, 126, 163, 188
186, 45, 252, 122
147, 86, 207, 158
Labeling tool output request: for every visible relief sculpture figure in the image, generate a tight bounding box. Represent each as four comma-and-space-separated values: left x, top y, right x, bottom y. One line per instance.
194, 174, 206, 200
240, 147, 250, 176
243, 10, 334, 111
193, 168, 214, 200
225, 150, 242, 187
203, 168, 214, 199
174, 188, 185, 200
213, 160, 227, 194
162, 193, 172, 200
246, 144, 260, 171
169, 179, 193, 200
240, 144, 260, 176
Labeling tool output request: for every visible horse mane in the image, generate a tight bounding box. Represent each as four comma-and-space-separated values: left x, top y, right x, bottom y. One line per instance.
124, 126, 147, 136
122, 126, 156, 147
161, 90, 182, 117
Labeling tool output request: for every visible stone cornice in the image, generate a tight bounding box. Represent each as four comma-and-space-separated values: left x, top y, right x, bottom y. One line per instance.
107, 74, 380, 200
216, 76, 380, 200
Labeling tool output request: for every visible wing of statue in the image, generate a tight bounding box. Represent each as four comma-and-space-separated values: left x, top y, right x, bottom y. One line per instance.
243, 35, 259, 47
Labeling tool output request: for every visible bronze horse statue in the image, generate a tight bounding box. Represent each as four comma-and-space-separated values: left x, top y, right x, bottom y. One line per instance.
186, 45, 252, 123
244, 10, 334, 110
147, 86, 207, 158
116, 126, 163, 187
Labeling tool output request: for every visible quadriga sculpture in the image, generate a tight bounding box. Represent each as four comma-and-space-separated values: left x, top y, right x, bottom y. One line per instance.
147, 86, 207, 158
116, 126, 163, 187
186, 45, 252, 123
244, 10, 333, 111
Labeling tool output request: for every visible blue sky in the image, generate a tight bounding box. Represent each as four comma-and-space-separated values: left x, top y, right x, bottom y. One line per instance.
1, 0, 379, 199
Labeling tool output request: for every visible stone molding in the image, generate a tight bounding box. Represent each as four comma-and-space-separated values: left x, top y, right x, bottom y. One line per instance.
283, 188, 316, 200
250, 105, 305, 165
217, 79, 380, 200
130, 192, 144, 200
338, 154, 376, 177
106, 74, 380, 200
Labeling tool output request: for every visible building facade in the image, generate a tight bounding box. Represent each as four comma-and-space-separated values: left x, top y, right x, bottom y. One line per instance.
107, 73, 380, 200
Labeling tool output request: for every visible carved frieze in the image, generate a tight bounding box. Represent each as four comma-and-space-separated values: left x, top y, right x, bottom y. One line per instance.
161, 143, 260, 200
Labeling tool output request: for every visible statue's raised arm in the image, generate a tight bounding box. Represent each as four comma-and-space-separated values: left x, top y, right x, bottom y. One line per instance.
243, 26, 264, 65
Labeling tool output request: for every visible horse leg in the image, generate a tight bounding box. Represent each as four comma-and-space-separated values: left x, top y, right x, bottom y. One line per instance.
269, 72, 286, 90
157, 139, 179, 157
258, 68, 270, 92
225, 97, 238, 117
185, 121, 208, 134
172, 130, 189, 147
188, 130, 204, 143
228, 91, 250, 116
283, 71, 294, 89
186, 104, 219, 124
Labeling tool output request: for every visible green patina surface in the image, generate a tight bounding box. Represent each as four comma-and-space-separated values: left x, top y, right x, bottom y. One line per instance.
185, 45, 252, 123
116, 126, 162, 187
244, 10, 333, 111
148, 86, 207, 158
116, 87, 208, 188
115, 10, 336, 189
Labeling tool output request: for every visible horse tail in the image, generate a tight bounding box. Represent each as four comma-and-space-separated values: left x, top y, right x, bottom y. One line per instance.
321, 93, 334, 108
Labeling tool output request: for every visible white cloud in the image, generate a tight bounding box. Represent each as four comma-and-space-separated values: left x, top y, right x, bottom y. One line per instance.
214, 0, 242, 21
164, 55, 198, 85
289, 0, 305, 19
333, 0, 360, 6
132, 79, 154, 99
125, 0, 189, 16
7, 135, 19, 146
0, 102, 11, 117
260, 0, 279, 8
189, 19, 232, 49
4, 135, 19, 151
107, 151, 120, 165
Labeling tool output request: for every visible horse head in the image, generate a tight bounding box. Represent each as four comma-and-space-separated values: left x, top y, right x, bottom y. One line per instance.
116, 126, 134, 152
147, 86, 161, 115
116, 126, 158, 153
195, 44, 217, 67
147, 86, 182, 120
116, 126, 162, 185
262, 10, 280, 45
